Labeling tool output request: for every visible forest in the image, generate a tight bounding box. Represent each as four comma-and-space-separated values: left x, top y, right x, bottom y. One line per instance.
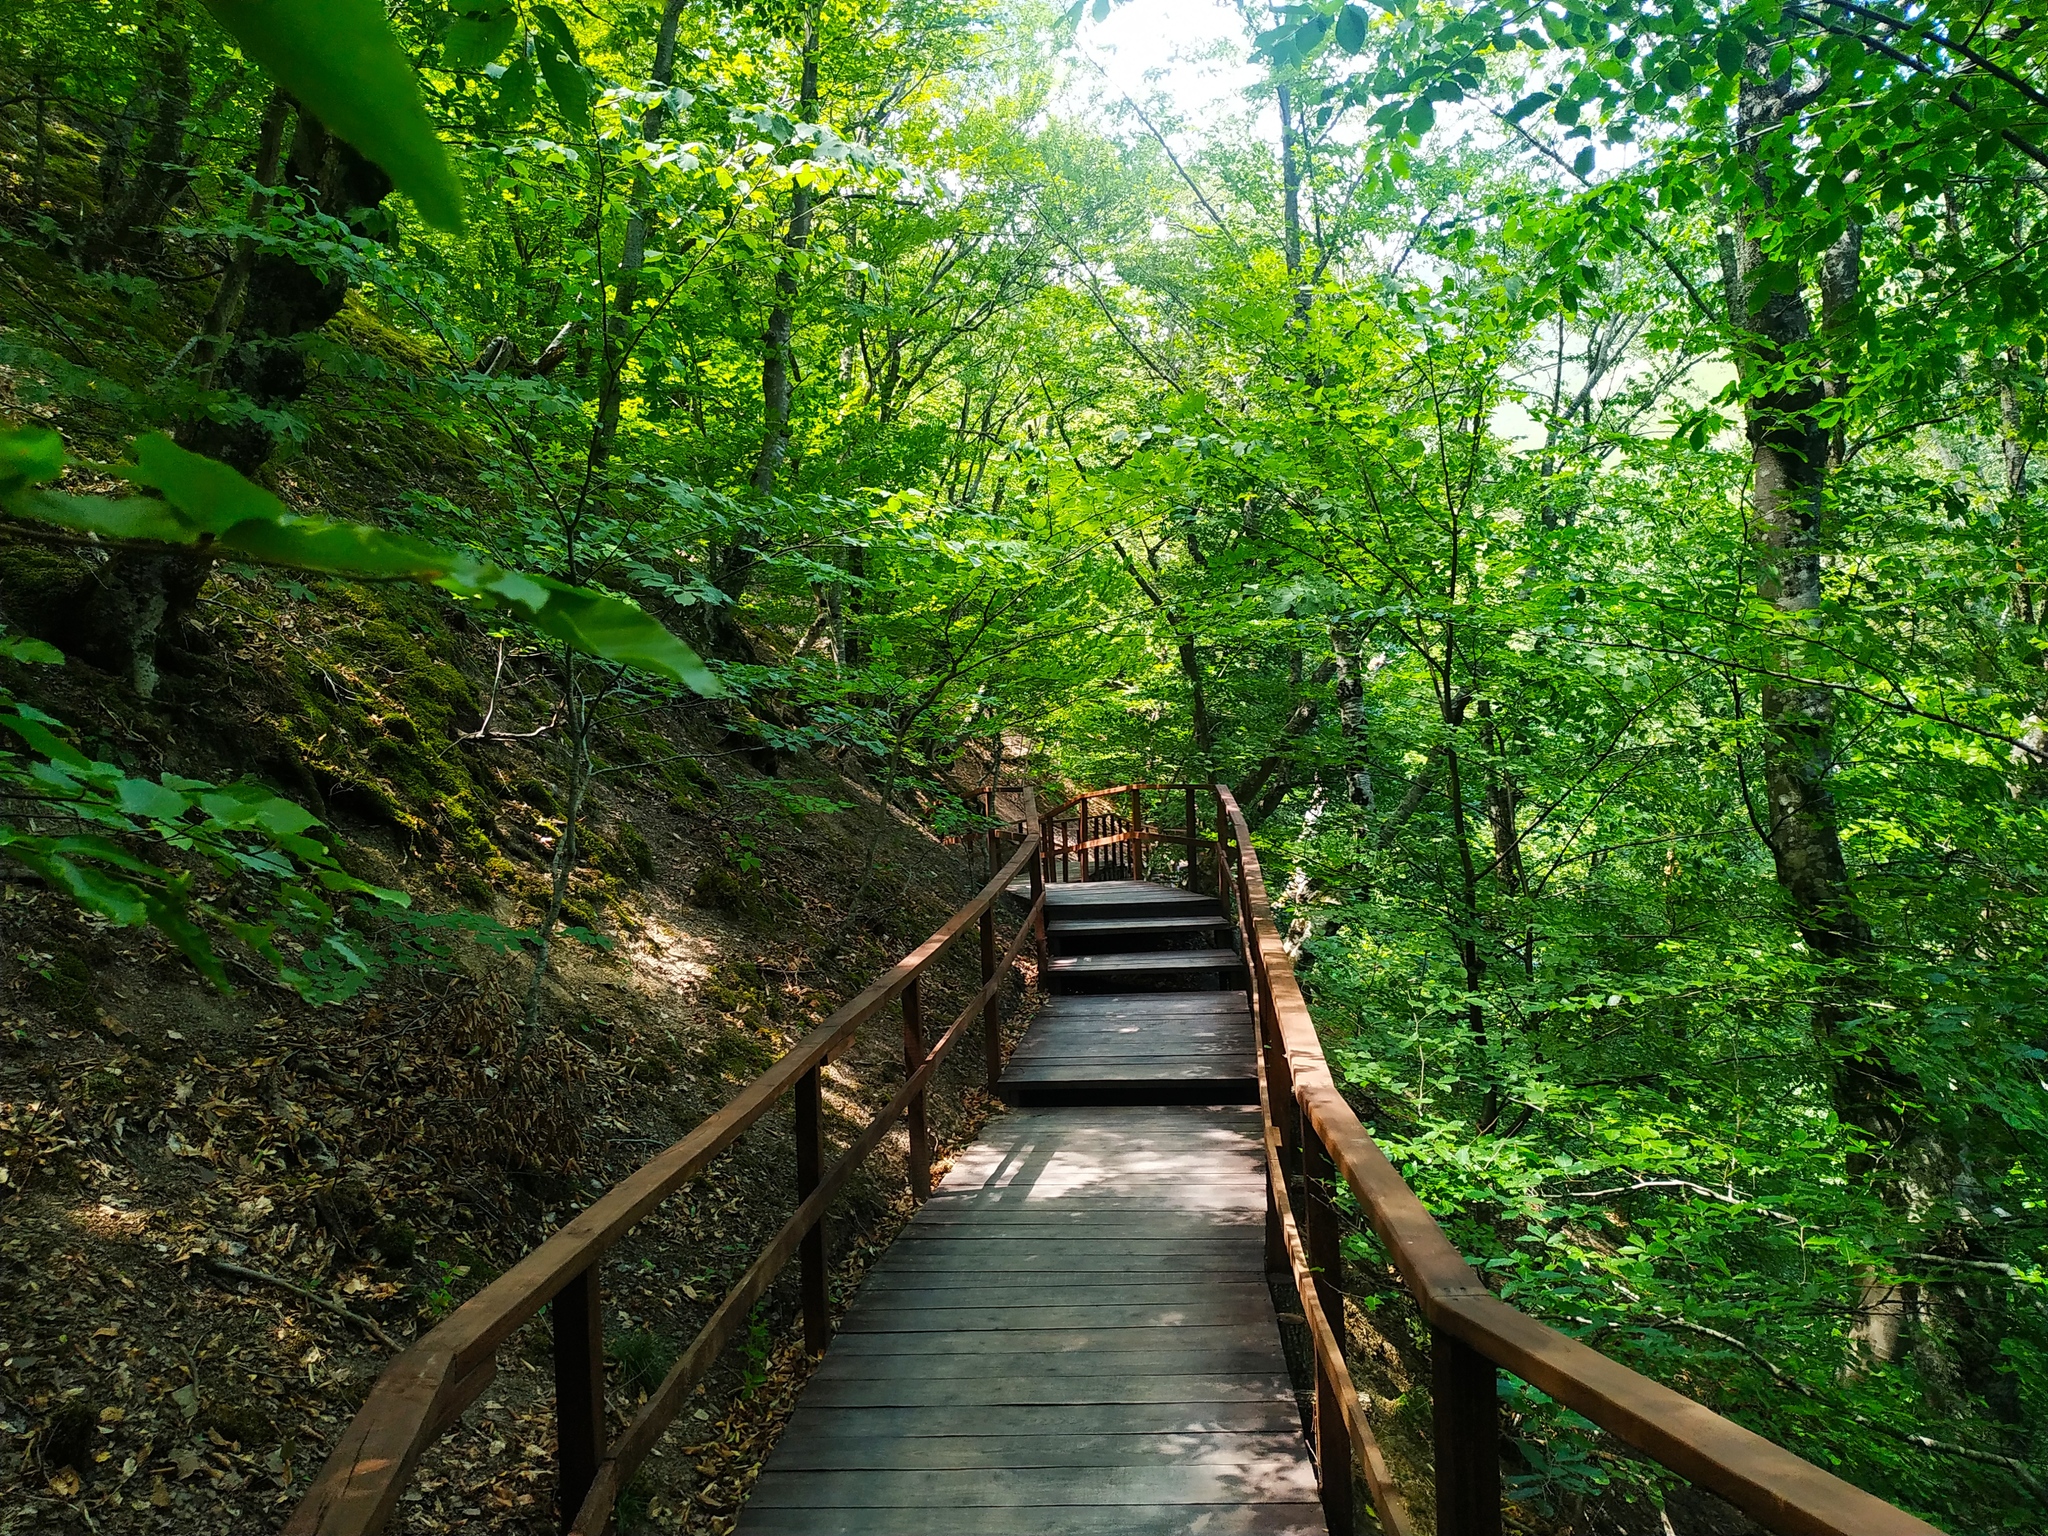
0, 0, 2043, 1532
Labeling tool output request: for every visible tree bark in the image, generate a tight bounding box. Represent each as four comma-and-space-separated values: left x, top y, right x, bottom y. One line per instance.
74, 110, 393, 694
84, 0, 195, 270
591, 0, 689, 472
1329, 622, 1377, 810
748, 7, 821, 498
1731, 49, 1918, 1364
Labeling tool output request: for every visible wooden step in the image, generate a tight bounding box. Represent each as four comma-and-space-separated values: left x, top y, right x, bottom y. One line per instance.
1041, 880, 1226, 923
1046, 948, 1247, 995
1047, 914, 1233, 955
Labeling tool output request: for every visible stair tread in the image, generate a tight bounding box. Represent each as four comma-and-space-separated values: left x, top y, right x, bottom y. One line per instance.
1047, 949, 1245, 973
1047, 916, 1228, 934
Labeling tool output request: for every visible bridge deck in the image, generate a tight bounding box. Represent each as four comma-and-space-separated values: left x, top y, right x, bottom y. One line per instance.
739, 880, 1323, 1536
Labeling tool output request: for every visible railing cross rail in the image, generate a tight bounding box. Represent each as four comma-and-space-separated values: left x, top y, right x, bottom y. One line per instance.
1030, 780, 1941, 1536
284, 828, 1047, 1536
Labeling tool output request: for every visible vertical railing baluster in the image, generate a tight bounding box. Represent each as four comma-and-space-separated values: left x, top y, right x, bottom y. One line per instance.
1184, 783, 1198, 889
1030, 831, 1049, 979
1304, 1124, 1354, 1534
980, 896, 1001, 1092
795, 1065, 830, 1353
552, 1263, 604, 1533
1129, 787, 1144, 881
902, 976, 930, 1200
1434, 1327, 1502, 1536
1078, 798, 1090, 882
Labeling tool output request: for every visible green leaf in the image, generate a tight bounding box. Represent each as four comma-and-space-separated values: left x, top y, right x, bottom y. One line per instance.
118, 435, 721, 694
0, 424, 63, 496
442, 0, 517, 68
0, 633, 62, 666
497, 571, 723, 695
116, 778, 195, 822
494, 52, 538, 122
201, 0, 465, 232
1714, 33, 1745, 77
534, 5, 591, 124
1335, 4, 1369, 53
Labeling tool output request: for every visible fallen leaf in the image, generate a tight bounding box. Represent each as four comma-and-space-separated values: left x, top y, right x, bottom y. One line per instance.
99, 1405, 125, 1423
47, 1467, 81, 1498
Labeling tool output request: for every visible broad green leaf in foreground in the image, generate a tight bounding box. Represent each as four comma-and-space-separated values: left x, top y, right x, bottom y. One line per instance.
201, 0, 465, 232
442, 0, 519, 68
0, 428, 720, 696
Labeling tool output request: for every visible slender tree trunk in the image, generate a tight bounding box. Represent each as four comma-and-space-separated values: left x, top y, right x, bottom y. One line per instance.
2000, 352, 2047, 796
84, 0, 193, 270
1330, 622, 1377, 811
592, 0, 688, 471
76, 108, 391, 695
1440, 691, 1497, 1131
189, 87, 292, 386
748, 8, 821, 498
1731, 51, 1919, 1366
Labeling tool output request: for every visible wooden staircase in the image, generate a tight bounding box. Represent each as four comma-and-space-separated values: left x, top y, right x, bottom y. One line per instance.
1005, 879, 1255, 1106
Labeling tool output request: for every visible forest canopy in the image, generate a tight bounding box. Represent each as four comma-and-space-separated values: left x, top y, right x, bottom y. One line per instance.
0, 0, 2044, 1528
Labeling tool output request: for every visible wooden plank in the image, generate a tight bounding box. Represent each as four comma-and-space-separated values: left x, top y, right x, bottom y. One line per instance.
1047, 916, 1231, 935
735, 1101, 1317, 1536
812, 1346, 1291, 1381
792, 1374, 1299, 1410
839, 1300, 1271, 1332
761, 1428, 1312, 1472
819, 1324, 1284, 1359
1033, 997, 1250, 1016
758, 1401, 1304, 1438
1048, 949, 1247, 974
847, 1277, 1269, 1306
744, 1463, 1321, 1508
737, 1500, 1328, 1535
999, 1063, 1254, 1083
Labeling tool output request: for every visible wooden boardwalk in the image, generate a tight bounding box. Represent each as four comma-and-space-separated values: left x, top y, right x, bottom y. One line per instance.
740, 880, 1322, 1536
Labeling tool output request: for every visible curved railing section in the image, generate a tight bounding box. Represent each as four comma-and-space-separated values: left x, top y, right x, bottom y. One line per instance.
1052, 782, 1937, 1536
284, 835, 1047, 1536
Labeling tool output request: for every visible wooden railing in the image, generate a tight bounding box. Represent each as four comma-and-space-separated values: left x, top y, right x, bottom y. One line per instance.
1039, 780, 1203, 884
1052, 782, 1938, 1536
283, 835, 1047, 1536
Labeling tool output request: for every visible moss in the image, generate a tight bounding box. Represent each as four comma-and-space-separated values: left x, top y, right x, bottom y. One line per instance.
690, 862, 762, 920
199, 1394, 276, 1450
699, 1023, 774, 1080
618, 821, 657, 879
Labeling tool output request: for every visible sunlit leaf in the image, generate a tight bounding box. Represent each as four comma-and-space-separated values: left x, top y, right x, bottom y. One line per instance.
201, 0, 465, 231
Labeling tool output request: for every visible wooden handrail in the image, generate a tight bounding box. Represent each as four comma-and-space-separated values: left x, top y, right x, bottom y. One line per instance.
285, 835, 1046, 1536
1202, 781, 1942, 1536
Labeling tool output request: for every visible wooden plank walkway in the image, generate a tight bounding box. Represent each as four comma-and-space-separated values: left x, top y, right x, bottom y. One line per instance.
739, 880, 1320, 1536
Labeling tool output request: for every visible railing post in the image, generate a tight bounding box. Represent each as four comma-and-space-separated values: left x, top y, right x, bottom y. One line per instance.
1129, 787, 1144, 881
795, 1065, 830, 1353
980, 897, 1001, 1093
1029, 834, 1049, 980
902, 976, 930, 1200
1184, 783, 1198, 889
552, 1263, 604, 1533
1434, 1327, 1502, 1536
1078, 797, 1090, 882
1303, 1123, 1354, 1534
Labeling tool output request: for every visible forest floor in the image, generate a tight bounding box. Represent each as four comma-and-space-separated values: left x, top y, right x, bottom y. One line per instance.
0, 561, 1031, 1536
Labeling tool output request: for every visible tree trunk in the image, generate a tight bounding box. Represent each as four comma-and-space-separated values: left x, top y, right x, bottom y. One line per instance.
592, 0, 689, 472
2000, 353, 2047, 797
748, 7, 820, 498
84, 0, 194, 270
1731, 50, 1920, 1366
1329, 622, 1377, 810
74, 111, 393, 694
